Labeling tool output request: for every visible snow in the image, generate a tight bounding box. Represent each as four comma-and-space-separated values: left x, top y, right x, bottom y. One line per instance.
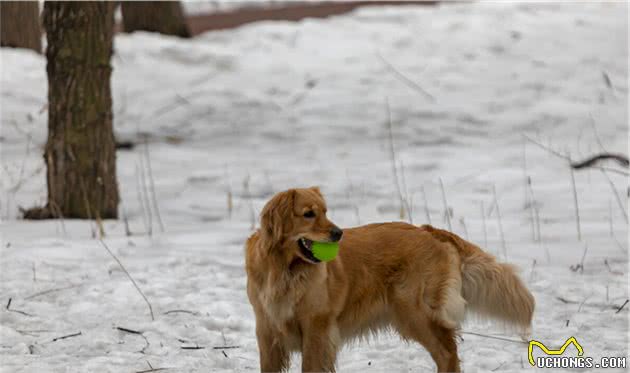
1, 2, 628, 372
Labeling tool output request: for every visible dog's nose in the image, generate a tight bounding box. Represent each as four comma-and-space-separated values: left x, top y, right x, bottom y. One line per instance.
330, 226, 343, 242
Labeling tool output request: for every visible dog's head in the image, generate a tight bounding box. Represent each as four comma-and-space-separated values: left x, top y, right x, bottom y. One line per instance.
259, 187, 343, 264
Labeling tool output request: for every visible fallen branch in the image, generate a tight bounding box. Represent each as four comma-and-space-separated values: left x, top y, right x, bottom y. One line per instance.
615, 299, 629, 314
99, 240, 155, 321
116, 326, 150, 354
52, 331, 81, 342
5, 297, 33, 317
555, 296, 618, 310
212, 345, 240, 350
571, 153, 628, 169
163, 309, 199, 315
136, 368, 170, 373
181, 345, 205, 350
116, 326, 142, 335
523, 134, 628, 176
584, 121, 629, 223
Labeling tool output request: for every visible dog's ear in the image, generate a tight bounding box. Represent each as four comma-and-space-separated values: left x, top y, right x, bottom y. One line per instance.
309, 186, 322, 197
260, 189, 296, 251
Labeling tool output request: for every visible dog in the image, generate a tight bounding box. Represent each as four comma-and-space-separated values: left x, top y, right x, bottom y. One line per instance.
245, 187, 534, 372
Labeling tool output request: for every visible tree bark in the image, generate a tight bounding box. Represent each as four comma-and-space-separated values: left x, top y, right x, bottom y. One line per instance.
121, 1, 190, 38
25, 1, 119, 220
0, 1, 42, 53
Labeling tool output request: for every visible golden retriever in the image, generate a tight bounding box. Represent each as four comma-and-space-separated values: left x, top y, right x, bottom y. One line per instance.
245, 187, 534, 372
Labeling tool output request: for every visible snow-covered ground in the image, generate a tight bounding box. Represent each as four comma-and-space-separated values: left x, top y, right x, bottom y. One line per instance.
1, 2, 628, 372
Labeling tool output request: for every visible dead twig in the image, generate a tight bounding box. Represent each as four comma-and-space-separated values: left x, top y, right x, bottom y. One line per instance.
136, 368, 170, 373
529, 259, 537, 282
527, 177, 541, 242
385, 99, 412, 222
138, 155, 153, 236
492, 184, 506, 259
439, 178, 452, 231
213, 345, 241, 349
571, 153, 628, 169
461, 331, 527, 345
615, 299, 629, 313
136, 163, 150, 235
163, 309, 199, 315
5, 297, 33, 317
122, 205, 132, 237
181, 345, 205, 350
604, 259, 623, 275
24, 284, 80, 300
116, 326, 142, 335
568, 159, 581, 241
117, 326, 150, 354
52, 331, 81, 342
480, 201, 488, 248
421, 185, 431, 225
399, 160, 413, 224
459, 217, 469, 240
523, 134, 628, 176
99, 240, 154, 321
243, 174, 256, 231
377, 52, 435, 102
492, 361, 506, 372
569, 245, 588, 274
144, 138, 164, 232
599, 169, 628, 224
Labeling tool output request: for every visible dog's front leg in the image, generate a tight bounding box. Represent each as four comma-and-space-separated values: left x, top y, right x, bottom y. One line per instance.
256, 318, 289, 372
301, 316, 339, 373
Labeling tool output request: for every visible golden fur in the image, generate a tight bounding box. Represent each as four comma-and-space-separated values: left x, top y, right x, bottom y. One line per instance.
245, 187, 535, 372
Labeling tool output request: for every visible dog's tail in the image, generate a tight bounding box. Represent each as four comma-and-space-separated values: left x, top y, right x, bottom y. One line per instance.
423, 225, 535, 331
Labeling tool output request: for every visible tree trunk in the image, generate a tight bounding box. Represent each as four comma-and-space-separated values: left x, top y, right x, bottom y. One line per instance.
0, 1, 42, 53
121, 1, 191, 38
25, 1, 119, 220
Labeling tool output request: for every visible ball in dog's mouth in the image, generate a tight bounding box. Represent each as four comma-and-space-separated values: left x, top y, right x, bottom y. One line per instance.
297, 237, 321, 263
298, 237, 340, 263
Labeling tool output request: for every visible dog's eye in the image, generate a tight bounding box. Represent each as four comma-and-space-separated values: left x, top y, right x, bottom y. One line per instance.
303, 211, 315, 218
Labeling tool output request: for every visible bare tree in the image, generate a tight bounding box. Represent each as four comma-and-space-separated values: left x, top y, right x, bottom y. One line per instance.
121, 1, 191, 38
24, 1, 119, 220
0, 1, 42, 53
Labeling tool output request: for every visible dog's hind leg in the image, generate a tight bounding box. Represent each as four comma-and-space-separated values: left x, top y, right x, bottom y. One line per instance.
392, 291, 461, 372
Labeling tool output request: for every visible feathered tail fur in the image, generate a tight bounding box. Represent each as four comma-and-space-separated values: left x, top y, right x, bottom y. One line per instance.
424, 225, 535, 331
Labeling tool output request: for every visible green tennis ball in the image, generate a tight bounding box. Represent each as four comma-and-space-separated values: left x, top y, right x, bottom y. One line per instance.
312, 241, 340, 262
